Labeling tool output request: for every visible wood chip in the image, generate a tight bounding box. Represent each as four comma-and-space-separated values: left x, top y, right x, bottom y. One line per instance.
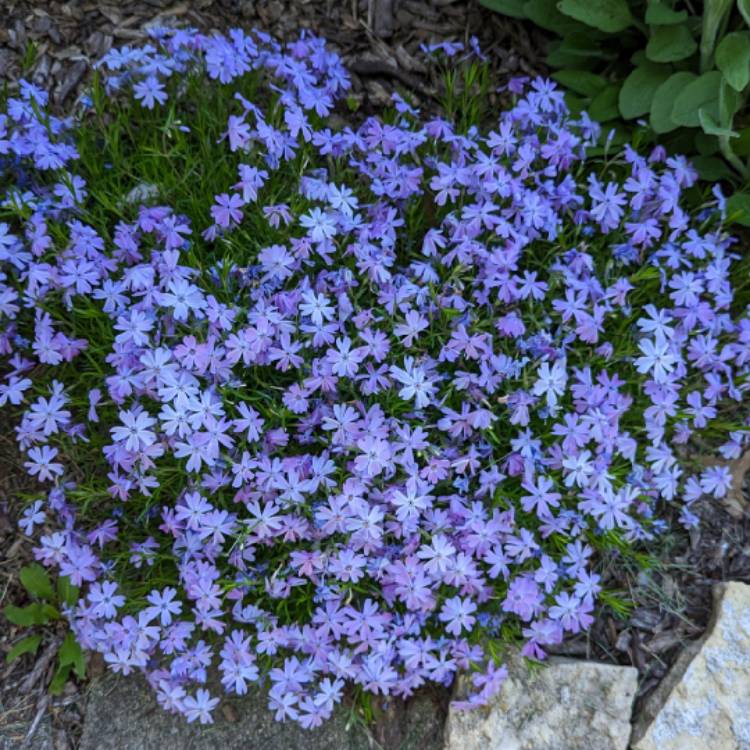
645, 630, 685, 654
55, 59, 87, 104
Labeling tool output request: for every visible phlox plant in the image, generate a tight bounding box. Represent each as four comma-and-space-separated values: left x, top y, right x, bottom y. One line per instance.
1, 25, 749, 728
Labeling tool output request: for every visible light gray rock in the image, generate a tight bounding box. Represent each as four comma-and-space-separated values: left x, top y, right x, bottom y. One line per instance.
79, 671, 444, 750
632, 581, 750, 750
0, 705, 53, 750
443, 653, 637, 750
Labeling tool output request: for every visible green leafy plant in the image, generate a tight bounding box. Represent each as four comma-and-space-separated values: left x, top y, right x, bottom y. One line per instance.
480, 0, 750, 179
4, 564, 86, 694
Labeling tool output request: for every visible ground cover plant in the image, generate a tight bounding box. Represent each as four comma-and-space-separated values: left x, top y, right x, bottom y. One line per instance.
2, 25, 750, 729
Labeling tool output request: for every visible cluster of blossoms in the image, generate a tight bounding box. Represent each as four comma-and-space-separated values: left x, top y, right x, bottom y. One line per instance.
2, 26, 749, 727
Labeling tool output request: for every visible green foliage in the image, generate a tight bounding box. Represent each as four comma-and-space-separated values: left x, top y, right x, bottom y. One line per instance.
482, 0, 750, 180
598, 588, 635, 619
645, 2, 687, 24
619, 63, 671, 119
4, 602, 59, 626
19, 563, 55, 600
672, 71, 722, 127
5, 634, 42, 663
558, 0, 634, 32
650, 71, 696, 132
50, 633, 86, 695
646, 23, 697, 62
726, 191, 750, 223
3, 564, 85, 695
716, 32, 750, 90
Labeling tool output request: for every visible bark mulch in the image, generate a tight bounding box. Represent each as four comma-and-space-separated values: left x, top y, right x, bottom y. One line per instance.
0, 0, 544, 113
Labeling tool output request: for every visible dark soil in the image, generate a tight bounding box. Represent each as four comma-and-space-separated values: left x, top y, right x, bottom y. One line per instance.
0, 0, 544, 113
549, 494, 750, 717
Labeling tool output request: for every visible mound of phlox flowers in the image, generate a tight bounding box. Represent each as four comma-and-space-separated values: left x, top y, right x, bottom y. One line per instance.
1, 26, 748, 727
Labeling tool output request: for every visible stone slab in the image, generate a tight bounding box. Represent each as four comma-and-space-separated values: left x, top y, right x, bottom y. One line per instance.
443, 654, 637, 750
79, 672, 443, 750
632, 581, 750, 750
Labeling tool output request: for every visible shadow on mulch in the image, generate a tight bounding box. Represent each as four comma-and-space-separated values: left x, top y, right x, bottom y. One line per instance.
0, 0, 545, 116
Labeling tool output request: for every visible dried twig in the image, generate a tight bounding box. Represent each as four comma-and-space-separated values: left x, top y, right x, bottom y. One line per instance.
20, 637, 60, 694
349, 57, 437, 101
23, 694, 49, 748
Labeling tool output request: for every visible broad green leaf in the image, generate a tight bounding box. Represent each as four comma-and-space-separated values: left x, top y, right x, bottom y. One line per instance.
4, 603, 48, 626
563, 92, 586, 116
479, 0, 527, 17
57, 575, 79, 607
701, 0, 734, 70
716, 32, 750, 91
554, 32, 608, 57
546, 48, 592, 67
557, 0, 632, 32
7, 603, 59, 625
618, 63, 671, 119
58, 632, 86, 679
691, 155, 734, 180
49, 663, 72, 695
726, 193, 750, 225
588, 84, 621, 121
740, 0, 750, 27
547, 35, 611, 66
646, 24, 698, 62
720, 78, 742, 125
698, 108, 739, 137
40, 603, 59, 621
733, 127, 750, 155
526, 0, 582, 33
695, 131, 720, 154
552, 69, 608, 96
19, 564, 54, 601
645, 1, 688, 24
650, 72, 697, 133
5, 634, 42, 663
671, 71, 722, 126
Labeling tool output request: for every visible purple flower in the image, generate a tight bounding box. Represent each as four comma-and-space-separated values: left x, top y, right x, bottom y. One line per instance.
326, 337, 366, 378
133, 76, 167, 109
211, 193, 244, 228
182, 689, 219, 724
24, 445, 63, 481
635, 334, 677, 382
502, 576, 542, 621
89, 581, 125, 619
146, 587, 182, 626
700, 465, 732, 498
439, 596, 477, 636
111, 409, 157, 452
390, 357, 436, 409
19, 500, 46, 535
